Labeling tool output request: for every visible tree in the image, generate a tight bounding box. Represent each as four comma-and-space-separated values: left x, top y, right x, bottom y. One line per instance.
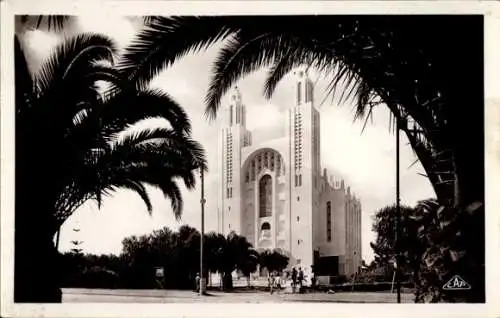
120, 16, 484, 302
204, 232, 226, 286
238, 249, 259, 287
371, 200, 484, 303
410, 199, 484, 303
15, 31, 206, 302
120, 16, 482, 208
259, 249, 289, 274
370, 204, 421, 282
215, 231, 257, 290
15, 33, 120, 302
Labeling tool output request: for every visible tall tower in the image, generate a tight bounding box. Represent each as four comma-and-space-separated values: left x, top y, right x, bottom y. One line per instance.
287, 66, 321, 270
219, 87, 251, 235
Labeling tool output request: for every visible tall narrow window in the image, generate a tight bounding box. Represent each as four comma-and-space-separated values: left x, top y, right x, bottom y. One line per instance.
305, 82, 309, 102
229, 105, 233, 126
259, 175, 272, 217
306, 83, 313, 103
297, 82, 302, 104
326, 201, 332, 242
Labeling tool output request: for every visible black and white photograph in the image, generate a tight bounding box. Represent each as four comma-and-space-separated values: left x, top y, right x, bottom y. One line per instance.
1, 1, 499, 317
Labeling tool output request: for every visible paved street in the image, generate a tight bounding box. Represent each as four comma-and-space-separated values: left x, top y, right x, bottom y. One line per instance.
62, 288, 414, 303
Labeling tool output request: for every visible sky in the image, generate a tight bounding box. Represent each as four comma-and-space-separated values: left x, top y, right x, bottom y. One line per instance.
18, 15, 435, 262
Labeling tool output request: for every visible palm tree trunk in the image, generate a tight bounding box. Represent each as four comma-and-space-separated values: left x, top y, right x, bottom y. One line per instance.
15, 146, 62, 303
15, 196, 62, 302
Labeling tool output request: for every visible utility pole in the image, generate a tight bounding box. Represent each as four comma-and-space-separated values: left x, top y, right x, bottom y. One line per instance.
395, 113, 401, 303
200, 167, 206, 296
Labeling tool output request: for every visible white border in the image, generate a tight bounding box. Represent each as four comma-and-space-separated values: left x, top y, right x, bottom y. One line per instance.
1, 1, 499, 317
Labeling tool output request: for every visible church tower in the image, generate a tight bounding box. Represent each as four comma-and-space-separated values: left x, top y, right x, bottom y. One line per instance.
219, 87, 251, 235
216, 69, 362, 280
287, 66, 321, 270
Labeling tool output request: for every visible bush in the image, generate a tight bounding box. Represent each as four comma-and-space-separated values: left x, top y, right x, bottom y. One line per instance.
81, 266, 118, 289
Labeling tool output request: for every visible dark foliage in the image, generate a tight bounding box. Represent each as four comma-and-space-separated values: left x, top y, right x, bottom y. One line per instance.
121, 15, 484, 302
15, 30, 205, 302
59, 226, 261, 291
371, 201, 485, 303
259, 249, 289, 274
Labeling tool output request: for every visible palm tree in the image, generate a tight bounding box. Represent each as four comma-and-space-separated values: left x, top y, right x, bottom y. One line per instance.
204, 232, 226, 287
238, 248, 259, 288
120, 16, 483, 209
16, 15, 71, 33
217, 231, 257, 290
120, 16, 484, 302
259, 249, 290, 274
15, 32, 206, 302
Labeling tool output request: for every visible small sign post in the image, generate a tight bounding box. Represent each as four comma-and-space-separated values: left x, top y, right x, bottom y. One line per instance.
155, 267, 164, 278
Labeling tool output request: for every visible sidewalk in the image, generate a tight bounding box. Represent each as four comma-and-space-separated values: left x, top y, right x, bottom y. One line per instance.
62, 288, 414, 303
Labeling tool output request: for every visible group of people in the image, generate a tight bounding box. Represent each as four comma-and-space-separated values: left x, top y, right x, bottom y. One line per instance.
193, 266, 317, 294
268, 266, 311, 294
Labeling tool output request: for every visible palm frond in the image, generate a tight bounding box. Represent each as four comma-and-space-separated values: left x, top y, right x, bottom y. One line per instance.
15, 35, 34, 115
16, 15, 71, 32
158, 179, 183, 220
66, 88, 193, 158
353, 80, 375, 121
110, 131, 207, 177
113, 180, 153, 213
34, 15, 71, 31
60, 122, 206, 222
120, 16, 241, 89
83, 63, 124, 87
98, 88, 192, 136
263, 45, 322, 100
206, 32, 312, 118
113, 127, 177, 150
142, 16, 160, 25
35, 33, 118, 96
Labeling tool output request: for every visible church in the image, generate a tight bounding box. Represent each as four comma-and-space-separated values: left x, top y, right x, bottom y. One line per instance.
217, 68, 362, 280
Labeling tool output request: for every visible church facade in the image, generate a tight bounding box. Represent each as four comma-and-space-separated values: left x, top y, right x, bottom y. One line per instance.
217, 69, 362, 279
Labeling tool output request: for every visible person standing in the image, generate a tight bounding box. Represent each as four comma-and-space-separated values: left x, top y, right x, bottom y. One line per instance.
268, 272, 275, 295
311, 270, 317, 291
194, 273, 200, 293
291, 267, 297, 293
297, 267, 304, 293
275, 273, 282, 293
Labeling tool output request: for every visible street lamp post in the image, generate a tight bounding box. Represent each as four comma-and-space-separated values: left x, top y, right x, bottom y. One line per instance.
395, 113, 401, 304
55, 226, 61, 250
200, 167, 206, 296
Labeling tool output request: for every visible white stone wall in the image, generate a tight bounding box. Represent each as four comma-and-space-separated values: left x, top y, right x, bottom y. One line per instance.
218, 73, 362, 279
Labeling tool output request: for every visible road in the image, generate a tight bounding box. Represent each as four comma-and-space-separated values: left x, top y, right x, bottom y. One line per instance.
62, 288, 414, 303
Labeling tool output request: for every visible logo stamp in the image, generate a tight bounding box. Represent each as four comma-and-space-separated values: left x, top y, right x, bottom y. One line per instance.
442, 275, 471, 290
